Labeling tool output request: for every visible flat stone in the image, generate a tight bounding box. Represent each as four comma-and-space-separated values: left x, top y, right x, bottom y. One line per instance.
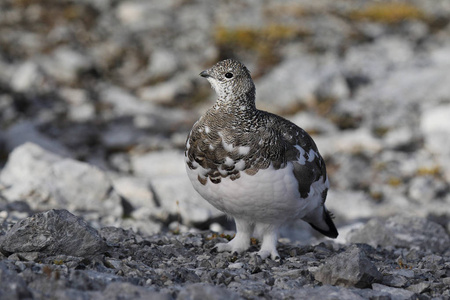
0, 209, 107, 258
177, 283, 243, 300
0, 143, 123, 220
372, 283, 416, 300
314, 245, 382, 288
347, 215, 450, 253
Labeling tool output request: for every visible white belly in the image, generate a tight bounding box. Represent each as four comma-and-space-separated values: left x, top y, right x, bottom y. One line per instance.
186, 162, 324, 224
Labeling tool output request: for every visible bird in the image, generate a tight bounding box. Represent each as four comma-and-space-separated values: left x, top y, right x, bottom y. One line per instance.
185, 59, 338, 260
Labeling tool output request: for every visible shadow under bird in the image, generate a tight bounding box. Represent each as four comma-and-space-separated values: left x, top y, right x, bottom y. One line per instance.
185, 59, 338, 260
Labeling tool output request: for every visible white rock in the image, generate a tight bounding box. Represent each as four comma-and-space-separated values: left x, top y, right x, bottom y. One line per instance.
421, 104, 450, 134
40, 47, 93, 83
0, 143, 123, 220
10, 61, 40, 92
147, 49, 179, 79
421, 104, 450, 181
131, 150, 223, 225
315, 128, 382, 157
150, 174, 223, 225
228, 263, 244, 269
111, 176, 156, 209
326, 190, 377, 221
131, 150, 186, 178
99, 86, 153, 116
344, 37, 415, 80
256, 57, 320, 113
289, 112, 338, 135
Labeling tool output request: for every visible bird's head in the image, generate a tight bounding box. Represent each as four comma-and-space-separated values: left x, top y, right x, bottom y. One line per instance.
200, 59, 255, 102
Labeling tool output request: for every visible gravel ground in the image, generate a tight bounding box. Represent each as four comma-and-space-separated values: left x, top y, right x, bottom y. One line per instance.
0, 209, 449, 299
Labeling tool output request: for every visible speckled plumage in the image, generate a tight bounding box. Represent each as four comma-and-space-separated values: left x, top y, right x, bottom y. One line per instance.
185, 59, 338, 259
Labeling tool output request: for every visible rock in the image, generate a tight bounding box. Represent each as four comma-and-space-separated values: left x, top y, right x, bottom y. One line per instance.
111, 176, 156, 210
0, 209, 107, 258
150, 174, 223, 225
0, 261, 33, 300
138, 74, 193, 106
131, 150, 186, 178
59, 88, 96, 122
147, 48, 179, 80
408, 176, 446, 204
347, 215, 450, 253
10, 61, 42, 93
382, 126, 421, 151
0, 143, 123, 220
326, 190, 376, 221
314, 245, 382, 288
315, 128, 382, 157
407, 281, 430, 294
177, 283, 243, 300
421, 104, 450, 182
4, 121, 72, 157
372, 284, 416, 300
343, 37, 414, 81
131, 149, 223, 225
40, 47, 94, 84
94, 282, 172, 300
101, 121, 146, 150
288, 111, 338, 135
256, 56, 320, 113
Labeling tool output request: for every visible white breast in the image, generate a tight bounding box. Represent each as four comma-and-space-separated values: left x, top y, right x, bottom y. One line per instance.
185, 162, 326, 224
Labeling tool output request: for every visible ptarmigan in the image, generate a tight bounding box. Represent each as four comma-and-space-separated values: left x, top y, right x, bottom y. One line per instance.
185, 59, 338, 260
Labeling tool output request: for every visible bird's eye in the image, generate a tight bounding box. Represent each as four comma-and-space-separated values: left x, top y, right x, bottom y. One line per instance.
225, 72, 233, 79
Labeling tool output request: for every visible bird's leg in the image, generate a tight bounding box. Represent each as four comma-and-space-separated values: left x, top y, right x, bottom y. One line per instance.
256, 224, 280, 260
215, 219, 253, 255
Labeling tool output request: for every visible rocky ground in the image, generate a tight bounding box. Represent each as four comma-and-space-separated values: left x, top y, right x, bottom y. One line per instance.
1, 0, 450, 299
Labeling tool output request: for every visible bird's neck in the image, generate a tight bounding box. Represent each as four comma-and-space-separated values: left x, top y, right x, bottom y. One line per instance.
214, 88, 257, 113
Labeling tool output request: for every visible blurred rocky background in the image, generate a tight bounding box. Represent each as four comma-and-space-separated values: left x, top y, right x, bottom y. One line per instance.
0, 0, 450, 299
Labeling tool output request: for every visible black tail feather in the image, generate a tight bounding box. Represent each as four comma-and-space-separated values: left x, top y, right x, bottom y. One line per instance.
309, 209, 338, 238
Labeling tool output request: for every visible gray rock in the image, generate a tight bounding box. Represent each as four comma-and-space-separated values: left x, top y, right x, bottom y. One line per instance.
0, 143, 123, 220
0, 261, 33, 300
372, 283, 416, 300
177, 283, 243, 300
147, 48, 179, 80
270, 285, 367, 300
408, 176, 445, 204
314, 245, 382, 288
347, 215, 450, 253
94, 282, 172, 300
0, 209, 107, 258
4, 121, 72, 157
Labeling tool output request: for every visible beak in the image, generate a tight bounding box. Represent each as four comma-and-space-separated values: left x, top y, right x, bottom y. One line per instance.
199, 70, 210, 78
